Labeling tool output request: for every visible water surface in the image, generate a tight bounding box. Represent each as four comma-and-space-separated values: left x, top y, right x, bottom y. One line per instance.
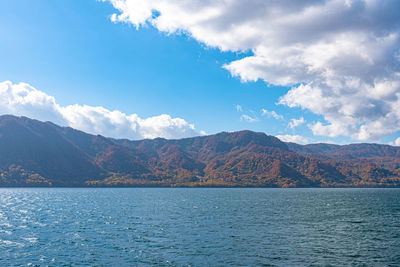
0, 188, 399, 266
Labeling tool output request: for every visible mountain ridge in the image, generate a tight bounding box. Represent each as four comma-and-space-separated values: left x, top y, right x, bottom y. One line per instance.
1, 115, 400, 187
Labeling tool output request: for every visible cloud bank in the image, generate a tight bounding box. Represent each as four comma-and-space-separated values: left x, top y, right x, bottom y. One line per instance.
0, 81, 197, 139
106, 0, 400, 141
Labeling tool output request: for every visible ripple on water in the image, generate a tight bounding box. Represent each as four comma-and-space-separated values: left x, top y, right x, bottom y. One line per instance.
0, 188, 399, 266
22, 237, 38, 243
0, 239, 24, 247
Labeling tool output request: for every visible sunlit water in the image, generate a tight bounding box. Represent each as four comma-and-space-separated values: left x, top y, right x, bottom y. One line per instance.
0, 188, 399, 266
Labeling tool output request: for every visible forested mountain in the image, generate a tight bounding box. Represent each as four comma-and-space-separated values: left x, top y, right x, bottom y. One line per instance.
1, 115, 400, 187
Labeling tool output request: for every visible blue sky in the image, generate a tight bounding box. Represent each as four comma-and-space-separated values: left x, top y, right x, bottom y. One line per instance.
1, 1, 399, 145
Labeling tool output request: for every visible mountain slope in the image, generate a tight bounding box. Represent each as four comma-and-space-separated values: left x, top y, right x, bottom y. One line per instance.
1, 115, 400, 187
0, 116, 104, 186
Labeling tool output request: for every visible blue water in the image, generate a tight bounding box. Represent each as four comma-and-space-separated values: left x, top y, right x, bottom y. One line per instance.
0, 188, 399, 266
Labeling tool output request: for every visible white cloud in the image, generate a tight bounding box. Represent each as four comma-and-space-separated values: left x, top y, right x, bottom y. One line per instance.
105, 0, 400, 141
395, 137, 400, 146
0, 81, 198, 140
276, 134, 309, 144
0, 81, 66, 125
235, 104, 243, 112
240, 114, 257, 123
289, 117, 305, 129
261, 109, 283, 120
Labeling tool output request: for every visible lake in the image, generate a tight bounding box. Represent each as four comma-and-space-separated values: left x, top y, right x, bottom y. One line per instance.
0, 188, 399, 266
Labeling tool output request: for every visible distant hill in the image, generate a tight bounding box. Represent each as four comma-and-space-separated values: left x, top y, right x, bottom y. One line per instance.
1, 115, 400, 187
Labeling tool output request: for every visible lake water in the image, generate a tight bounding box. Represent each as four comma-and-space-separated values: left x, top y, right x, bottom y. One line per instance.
0, 188, 399, 266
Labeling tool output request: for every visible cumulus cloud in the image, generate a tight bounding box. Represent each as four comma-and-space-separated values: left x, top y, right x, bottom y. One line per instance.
106, 0, 400, 141
289, 117, 305, 129
261, 109, 283, 120
240, 114, 258, 123
276, 134, 309, 144
0, 81, 198, 139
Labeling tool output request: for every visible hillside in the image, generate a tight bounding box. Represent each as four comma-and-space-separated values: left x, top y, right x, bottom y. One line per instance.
1, 115, 400, 187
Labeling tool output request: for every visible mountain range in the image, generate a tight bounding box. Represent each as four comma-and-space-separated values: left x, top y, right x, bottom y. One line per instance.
1, 115, 400, 187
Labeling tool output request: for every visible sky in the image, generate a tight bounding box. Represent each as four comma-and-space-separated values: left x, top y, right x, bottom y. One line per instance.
0, 0, 400, 145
